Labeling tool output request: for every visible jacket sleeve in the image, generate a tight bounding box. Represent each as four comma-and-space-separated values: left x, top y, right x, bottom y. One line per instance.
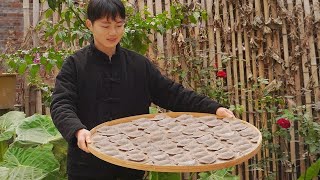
147, 61, 223, 114
50, 57, 87, 144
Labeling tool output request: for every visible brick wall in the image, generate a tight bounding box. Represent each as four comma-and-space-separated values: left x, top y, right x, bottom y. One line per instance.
0, 0, 24, 52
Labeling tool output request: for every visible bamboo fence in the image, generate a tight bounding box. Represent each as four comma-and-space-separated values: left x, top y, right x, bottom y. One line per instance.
18, 0, 320, 179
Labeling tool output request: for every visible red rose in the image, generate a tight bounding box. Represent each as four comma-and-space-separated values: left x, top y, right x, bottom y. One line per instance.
217, 70, 227, 78
277, 118, 291, 129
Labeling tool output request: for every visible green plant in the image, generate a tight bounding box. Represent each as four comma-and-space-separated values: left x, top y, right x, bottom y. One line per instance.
1, 47, 68, 86
198, 167, 239, 180
298, 158, 320, 180
0, 111, 67, 179
148, 172, 181, 180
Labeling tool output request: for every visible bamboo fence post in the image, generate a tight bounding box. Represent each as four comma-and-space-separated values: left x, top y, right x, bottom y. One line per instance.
296, 0, 312, 128
23, 0, 30, 116
303, 0, 320, 121
229, 0, 238, 119
286, 0, 306, 175
235, 1, 246, 179
229, 1, 240, 177
42, 1, 51, 115
164, 0, 173, 78
249, 0, 259, 178
179, 0, 189, 88
206, 0, 215, 89
229, 3, 239, 116
188, 0, 196, 90
222, 0, 232, 103
253, 0, 264, 178
277, 0, 297, 178
313, 0, 320, 120
296, 0, 313, 171
214, 0, 222, 69
200, 0, 208, 86
303, 0, 319, 165
270, 0, 283, 178
23, 0, 30, 37
137, 0, 144, 16
33, 0, 40, 46
262, 0, 272, 177
155, 0, 165, 73
146, 0, 156, 62
32, 0, 42, 114
243, 0, 254, 178
278, 1, 297, 178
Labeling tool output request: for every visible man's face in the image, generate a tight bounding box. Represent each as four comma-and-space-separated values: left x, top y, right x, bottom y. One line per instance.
86, 16, 125, 49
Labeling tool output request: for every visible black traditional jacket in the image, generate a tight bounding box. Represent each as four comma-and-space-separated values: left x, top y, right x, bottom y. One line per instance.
50, 41, 222, 177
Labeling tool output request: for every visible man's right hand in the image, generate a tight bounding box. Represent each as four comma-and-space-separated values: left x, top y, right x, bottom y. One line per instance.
75, 129, 91, 153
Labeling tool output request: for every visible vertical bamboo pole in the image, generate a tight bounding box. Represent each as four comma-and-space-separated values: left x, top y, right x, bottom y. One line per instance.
243, 0, 253, 178
229, 0, 239, 177
303, 0, 318, 165
32, 0, 41, 114
137, 0, 144, 17
304, 0, 320, 115
23, 0, 30, 37
214, 0, 222, 69
254, 0, 264, 178
33, 0, 40, 46
164, 0, 173, 78
278, 0, 296, 178
23, 0, 30, 115
235, 1, 246, 179
206, 0, 215, 89
287, 0, 305, 175
201, 0, 208, 87
229, 0, 238, 118
29, 87, 35, 115
296, 0, 312, 130
179, 0, 189, 88
262, 0, 272, 177
222, 0, 232, 104
190, 0, 198, 90
270, 0, 282, 178
249, 0, 259, 178
42, 1, 51, 115
314, 0, 320, 120
155, 0, 165, 73
147, 0, 156, 62
296, 0, 312, 172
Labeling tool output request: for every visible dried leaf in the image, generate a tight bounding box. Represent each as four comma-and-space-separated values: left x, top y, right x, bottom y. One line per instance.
252, 16, 264, 29
287, 98, 297, 108
263, 26, 272, 34
264, 79, 283, 94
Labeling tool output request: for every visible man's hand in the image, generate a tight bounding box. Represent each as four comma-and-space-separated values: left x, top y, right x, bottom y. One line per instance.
216, 107, 235, 118
75, 129, 91, 153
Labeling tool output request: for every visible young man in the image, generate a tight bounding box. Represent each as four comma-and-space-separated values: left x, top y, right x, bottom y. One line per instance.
50, 0, 235, 179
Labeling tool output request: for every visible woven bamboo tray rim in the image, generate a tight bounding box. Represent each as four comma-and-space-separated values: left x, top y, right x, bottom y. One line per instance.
88, 112, 262, 172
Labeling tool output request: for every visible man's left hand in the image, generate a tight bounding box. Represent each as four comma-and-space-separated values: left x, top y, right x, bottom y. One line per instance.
216, 107, 235, 118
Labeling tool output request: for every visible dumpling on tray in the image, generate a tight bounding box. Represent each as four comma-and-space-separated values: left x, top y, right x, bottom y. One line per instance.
198, 155, 217, 164
128, 153, 146, 162
217, 150, 235, 160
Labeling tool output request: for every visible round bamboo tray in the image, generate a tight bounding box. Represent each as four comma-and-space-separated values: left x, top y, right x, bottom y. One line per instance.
88, 112, 262, 172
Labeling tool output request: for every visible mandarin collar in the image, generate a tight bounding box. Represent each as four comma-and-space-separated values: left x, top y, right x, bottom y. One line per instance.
89, 39, 121, 58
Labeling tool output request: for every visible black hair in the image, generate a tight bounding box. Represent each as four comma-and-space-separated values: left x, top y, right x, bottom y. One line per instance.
87, 0, 126, 23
